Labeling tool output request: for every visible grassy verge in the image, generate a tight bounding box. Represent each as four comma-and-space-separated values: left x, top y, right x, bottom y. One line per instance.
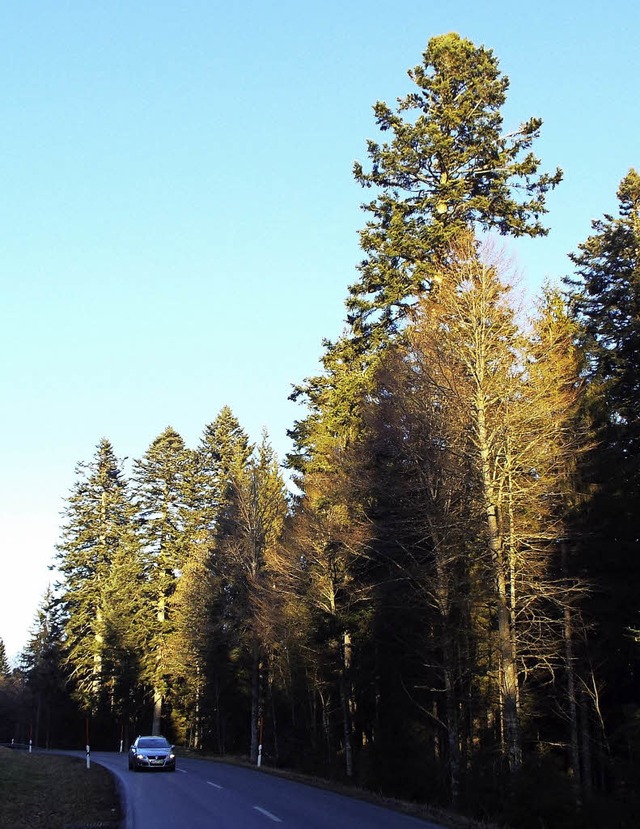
0, 747, 122, 829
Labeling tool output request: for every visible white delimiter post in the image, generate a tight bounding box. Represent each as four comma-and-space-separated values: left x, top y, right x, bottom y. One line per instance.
86, 744, 91, 769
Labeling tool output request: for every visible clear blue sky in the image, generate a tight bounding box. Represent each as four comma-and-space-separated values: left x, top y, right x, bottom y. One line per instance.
1, 1, 638, 662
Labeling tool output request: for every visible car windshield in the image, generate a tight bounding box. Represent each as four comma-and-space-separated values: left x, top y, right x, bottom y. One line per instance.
138, 738, 169, 748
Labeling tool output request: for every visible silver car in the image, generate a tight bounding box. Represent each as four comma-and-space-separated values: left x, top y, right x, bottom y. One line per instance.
128, 735, 176, 771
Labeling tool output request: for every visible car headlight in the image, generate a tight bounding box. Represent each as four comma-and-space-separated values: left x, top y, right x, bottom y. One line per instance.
136, 753, 145, 760
169, 753, 175, 760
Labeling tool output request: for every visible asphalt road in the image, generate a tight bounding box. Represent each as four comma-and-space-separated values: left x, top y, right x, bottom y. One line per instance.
90, 751, 446, 829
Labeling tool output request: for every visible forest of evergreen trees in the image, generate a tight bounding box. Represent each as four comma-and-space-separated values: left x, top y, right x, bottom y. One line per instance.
1, 33, 639, 829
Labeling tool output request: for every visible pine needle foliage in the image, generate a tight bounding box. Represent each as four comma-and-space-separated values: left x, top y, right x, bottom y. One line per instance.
348, 32, 562, 339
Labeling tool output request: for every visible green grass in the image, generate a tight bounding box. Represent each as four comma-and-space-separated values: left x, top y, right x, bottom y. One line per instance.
0, 748, 122, 829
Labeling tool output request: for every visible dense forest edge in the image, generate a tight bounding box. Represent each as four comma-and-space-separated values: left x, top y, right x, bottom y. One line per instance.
1, 33, 639, 829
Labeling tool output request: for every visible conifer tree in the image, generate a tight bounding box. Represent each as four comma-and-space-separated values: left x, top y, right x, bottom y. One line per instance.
526, 285, 588, 797
195, 406, 253, 536
0, 638, 9, 677
218, 433, 288, 762
165, 538, 218, 748
288, 344, 376, 780
287, 34, 564, 800
568, 169, 640, 492
161, 408, 252, 748
20, 588, 76, 748
292, 32, 562, 474
281, 465, 372, 777
182, 408, 255, 752
0, 638, 20, 744
55, 439, 137, 718
348, 31, 562, 340
566, 169, 640, 757
131, 426, 194, 735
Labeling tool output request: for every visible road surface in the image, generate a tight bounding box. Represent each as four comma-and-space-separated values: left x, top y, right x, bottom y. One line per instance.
89, 751, 446, 829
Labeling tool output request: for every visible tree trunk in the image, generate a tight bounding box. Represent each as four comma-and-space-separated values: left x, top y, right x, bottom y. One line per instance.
269, 675, 280, 764
476, 398, 521, 771
250, 638, 261, 763
93, 605, 104, 704
443, 662, 460, 807
151, 688, 162, 736
431, 520, 461, 806
214, 680, 224, 754
152, 594, 165, 736
579, 683, 592, 794
564, 602, 582, 801
340, 631, 354, 778
194, 666, 201, 750
560, 542, 582, 803
320, 687, 331, 752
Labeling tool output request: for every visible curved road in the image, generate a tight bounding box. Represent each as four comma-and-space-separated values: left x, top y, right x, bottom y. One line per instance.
89, 751, 445, 829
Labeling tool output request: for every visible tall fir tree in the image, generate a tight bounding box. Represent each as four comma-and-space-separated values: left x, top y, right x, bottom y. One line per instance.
525, 285, 589, 799
288, 34, 559, 789
55, 439, 137, 724
0, 638, 21, 744
131, 426, 195, 736
348, 31, 562, 340
195, 406, 253, 534
164, 408, 252, 749
217, 433, 288, 762
568, 169, 640, 493
566, 169, 640, 759
291, 32, 562, 476
20, 588, 78, 748
0, 638, 9, 677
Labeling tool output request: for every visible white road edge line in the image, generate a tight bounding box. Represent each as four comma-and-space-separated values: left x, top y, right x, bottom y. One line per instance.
207, 781, 223, 789
177, 768, 187, 773
253, 806, 282, 822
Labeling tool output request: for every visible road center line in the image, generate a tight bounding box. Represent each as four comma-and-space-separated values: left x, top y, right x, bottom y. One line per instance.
253, 806, 282, 822
176, 768, 187, 773
207, 781, 223, 789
